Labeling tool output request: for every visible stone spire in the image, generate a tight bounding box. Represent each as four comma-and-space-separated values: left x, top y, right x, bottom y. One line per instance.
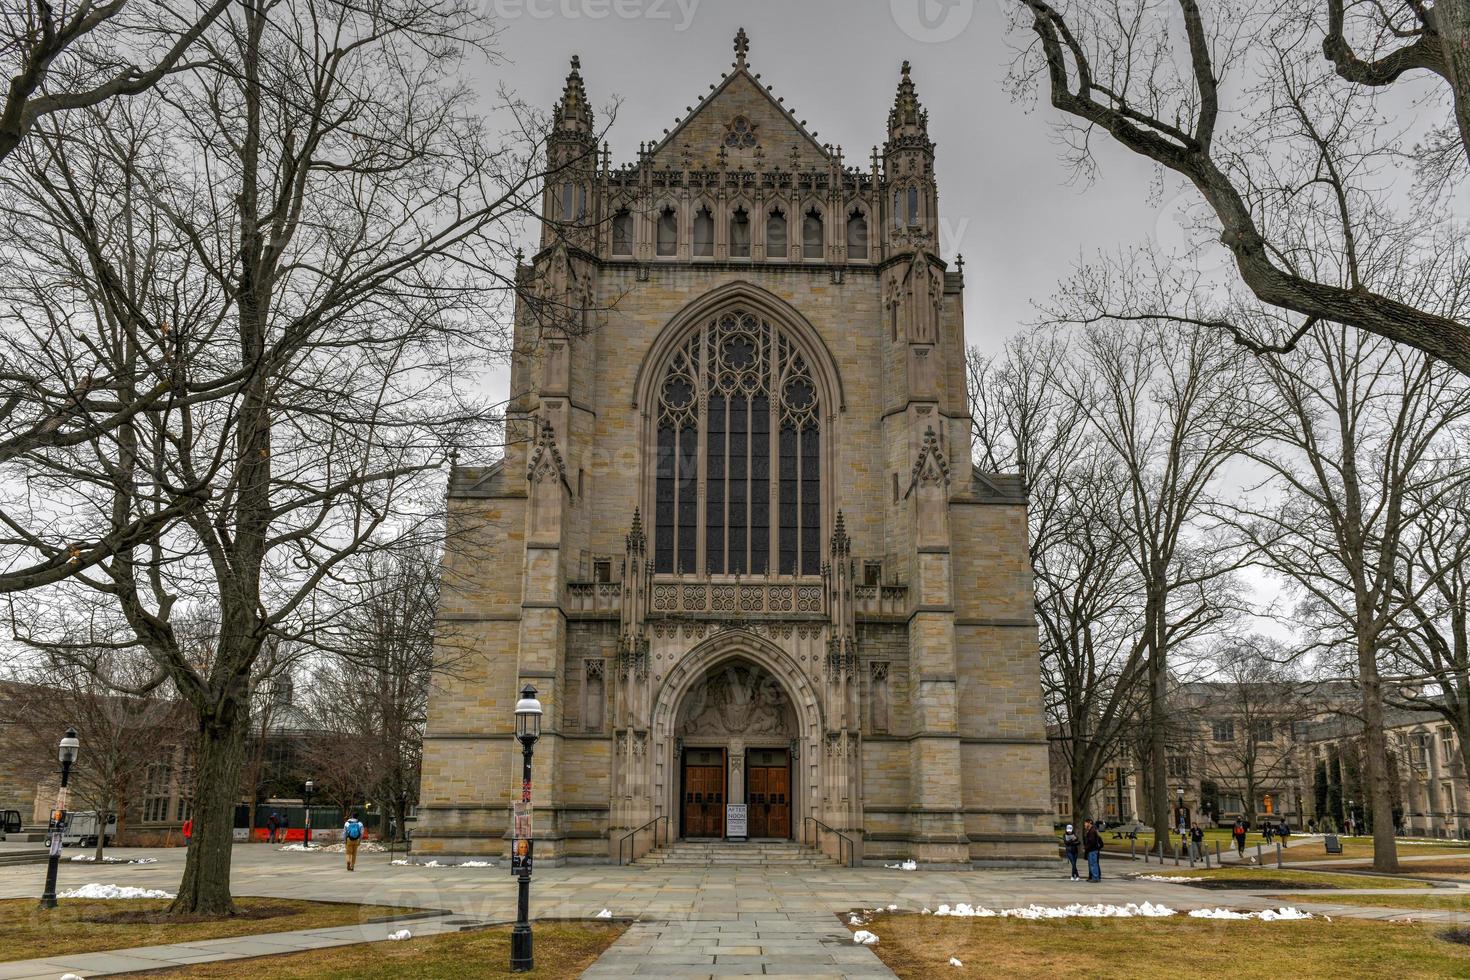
553, 54, 594, 136
734, 27, 750, 69
887, 60, 930, 144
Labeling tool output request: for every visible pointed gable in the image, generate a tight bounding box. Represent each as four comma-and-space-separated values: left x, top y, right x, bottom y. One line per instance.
648, 30, 829, 171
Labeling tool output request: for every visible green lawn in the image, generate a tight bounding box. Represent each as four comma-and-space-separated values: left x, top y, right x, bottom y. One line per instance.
2, 898, 420, 963
858, 915, 1470, 979
130, 921, 626, 978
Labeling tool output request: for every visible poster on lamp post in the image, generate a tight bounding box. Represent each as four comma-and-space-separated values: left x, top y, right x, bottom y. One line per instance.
510, 836, 534, 876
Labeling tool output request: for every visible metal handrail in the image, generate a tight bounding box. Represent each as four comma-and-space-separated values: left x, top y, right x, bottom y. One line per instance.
802, 816, 856, 868
617, 815, 669, 866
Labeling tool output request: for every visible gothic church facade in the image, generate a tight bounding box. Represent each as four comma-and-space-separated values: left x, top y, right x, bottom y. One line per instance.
416, 32, 1053, 866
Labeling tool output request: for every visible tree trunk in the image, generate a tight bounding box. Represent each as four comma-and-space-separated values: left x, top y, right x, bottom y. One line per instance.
169, 702, 248, 916
1357, 633, 1400, 872
94, 788, 111, 863
1148, 634, 1171, 836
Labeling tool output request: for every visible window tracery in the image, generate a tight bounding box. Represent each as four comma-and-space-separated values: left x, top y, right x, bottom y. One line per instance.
654, 310, 823, 577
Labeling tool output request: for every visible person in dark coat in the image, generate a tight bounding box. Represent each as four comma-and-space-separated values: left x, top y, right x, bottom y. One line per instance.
1062, 824, 1081, 881
1083, 819, 1104, 882
1232, 819, 1247, 856
1189, 823, 1204, 861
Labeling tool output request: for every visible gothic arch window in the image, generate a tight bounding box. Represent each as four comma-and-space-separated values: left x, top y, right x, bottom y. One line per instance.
730, 207, 751, 258
892, 188, 903, 229
657, 206, 678, 256
694, 205, 715, 257
653, 310, 823, 577
802, 208, 823, 259
766, 208, 788, 258
846, 209, 868, 259
906, 185, 920, 226
612, 208, 633, 256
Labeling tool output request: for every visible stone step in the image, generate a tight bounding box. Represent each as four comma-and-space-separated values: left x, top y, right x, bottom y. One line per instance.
632, 840, 840, 868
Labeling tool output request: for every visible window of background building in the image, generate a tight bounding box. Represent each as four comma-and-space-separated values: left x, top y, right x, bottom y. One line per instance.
1212, 720, 1235, 742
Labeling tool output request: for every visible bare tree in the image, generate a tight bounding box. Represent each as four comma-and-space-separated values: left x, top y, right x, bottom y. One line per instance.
300, 545, 446, 841
5, 0, 553, 915
1060, 318, 1260, 837
1182, 638, 1319, 828
0, 651, 190, 861
971, 331, 1148, 823
1231, 325, 1470, 870
1012, 0, 1470, 374
0, 0, 230, 165
1386, 455, 1470, 789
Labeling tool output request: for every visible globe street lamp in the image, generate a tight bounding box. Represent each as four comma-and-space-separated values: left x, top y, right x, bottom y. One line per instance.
511, 684, 542, 973
40, 728, 80, 909
303, 779, 315, 848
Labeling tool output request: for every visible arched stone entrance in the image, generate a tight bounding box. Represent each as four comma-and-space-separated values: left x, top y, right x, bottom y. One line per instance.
650, 631, 823, 841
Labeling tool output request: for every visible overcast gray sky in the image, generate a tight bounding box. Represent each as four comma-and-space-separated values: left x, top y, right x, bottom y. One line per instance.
477, 0, 1170, 351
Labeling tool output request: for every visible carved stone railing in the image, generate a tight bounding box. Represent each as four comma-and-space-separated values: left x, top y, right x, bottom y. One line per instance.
853, 584, 908, 618
565, 581, 623, 613
647, 576, 827, 617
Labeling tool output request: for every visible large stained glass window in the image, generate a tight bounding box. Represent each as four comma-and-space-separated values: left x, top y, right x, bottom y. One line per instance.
654, 311, 822, 576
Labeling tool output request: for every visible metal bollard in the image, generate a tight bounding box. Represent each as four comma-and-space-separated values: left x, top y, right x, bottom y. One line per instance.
1131, 838, 1136, 861
1276, 842, 1283, 869
1189, 844, 1195, 868
1215, 840, 1221, 864
1174, 841, 1180, 866
1256, 843, 1262, 865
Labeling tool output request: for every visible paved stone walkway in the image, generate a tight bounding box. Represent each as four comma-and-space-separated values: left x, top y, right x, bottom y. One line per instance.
0, 911, 464, 980
582, 912, 894, 979
0, 844, 1467, 977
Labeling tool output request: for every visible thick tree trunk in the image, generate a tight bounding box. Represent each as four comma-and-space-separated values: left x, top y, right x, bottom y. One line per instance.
169, 702, 249, 916
93, 788, 111, 863
1357, 633, 1400, 872
1427, 0, 1470, 167
1148, 627, 1171, 836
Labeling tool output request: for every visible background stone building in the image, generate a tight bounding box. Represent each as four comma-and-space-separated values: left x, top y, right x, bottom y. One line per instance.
415, 32, 1054, 866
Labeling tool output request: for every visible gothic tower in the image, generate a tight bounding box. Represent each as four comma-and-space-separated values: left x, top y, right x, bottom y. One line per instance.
416, 31, 1053, 868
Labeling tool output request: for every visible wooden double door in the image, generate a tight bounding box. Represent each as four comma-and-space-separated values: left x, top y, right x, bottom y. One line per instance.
746, 748, 791, 839
682, 748, 726, 838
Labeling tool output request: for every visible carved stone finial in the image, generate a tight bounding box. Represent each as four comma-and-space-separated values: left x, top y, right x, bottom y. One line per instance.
553, 54, 594, 136
734, 27, 750, 67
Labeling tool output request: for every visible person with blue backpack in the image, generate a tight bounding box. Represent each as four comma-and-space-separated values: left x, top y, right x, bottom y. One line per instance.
342, 812, 364, 871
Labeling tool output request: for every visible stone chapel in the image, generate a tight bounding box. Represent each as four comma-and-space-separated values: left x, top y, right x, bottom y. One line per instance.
415, 31, 1053, 866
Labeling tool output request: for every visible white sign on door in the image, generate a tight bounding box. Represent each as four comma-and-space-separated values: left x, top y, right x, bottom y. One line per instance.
726, 804, 748, 839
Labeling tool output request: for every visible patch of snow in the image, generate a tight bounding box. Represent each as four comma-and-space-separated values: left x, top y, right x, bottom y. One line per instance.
391, 859, 410, 865
887, 903, 898, 911
949, 957, 964, 967
69, 856, 158, 864
595, 908, 613, 919
59, 883, 175, 900
387, 929, 413, 941
1187, 906, 1312, 920
921, 908, 932, 915
852, 930, 879, 945
885, 859, 918, 870
848, 914, 865, 925
321, 840, 387, 853
1136, 875, 1198, 883
934, 902, 1176, 919
61, 974, 84, 980
460, 860, 493, 867
277, 843, 322, 852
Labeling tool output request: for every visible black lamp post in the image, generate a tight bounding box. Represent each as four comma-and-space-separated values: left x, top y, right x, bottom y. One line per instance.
40, 728, 80, 910
303, 779, 315, 848
511, 684, 542, 974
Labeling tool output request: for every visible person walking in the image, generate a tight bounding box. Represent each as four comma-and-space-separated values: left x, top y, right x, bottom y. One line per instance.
280, 811, 291, 842
1263, 821, 1275, 845
266, 810, 279, 844
1278, 819, 1290, 844
1189, 823, 1204, 862
1062, 824, 1081, 881
181, 816, 193, 848
1232, 819, 1247, 857
343, 812, 365, 871
1083, 819, 1104, 882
